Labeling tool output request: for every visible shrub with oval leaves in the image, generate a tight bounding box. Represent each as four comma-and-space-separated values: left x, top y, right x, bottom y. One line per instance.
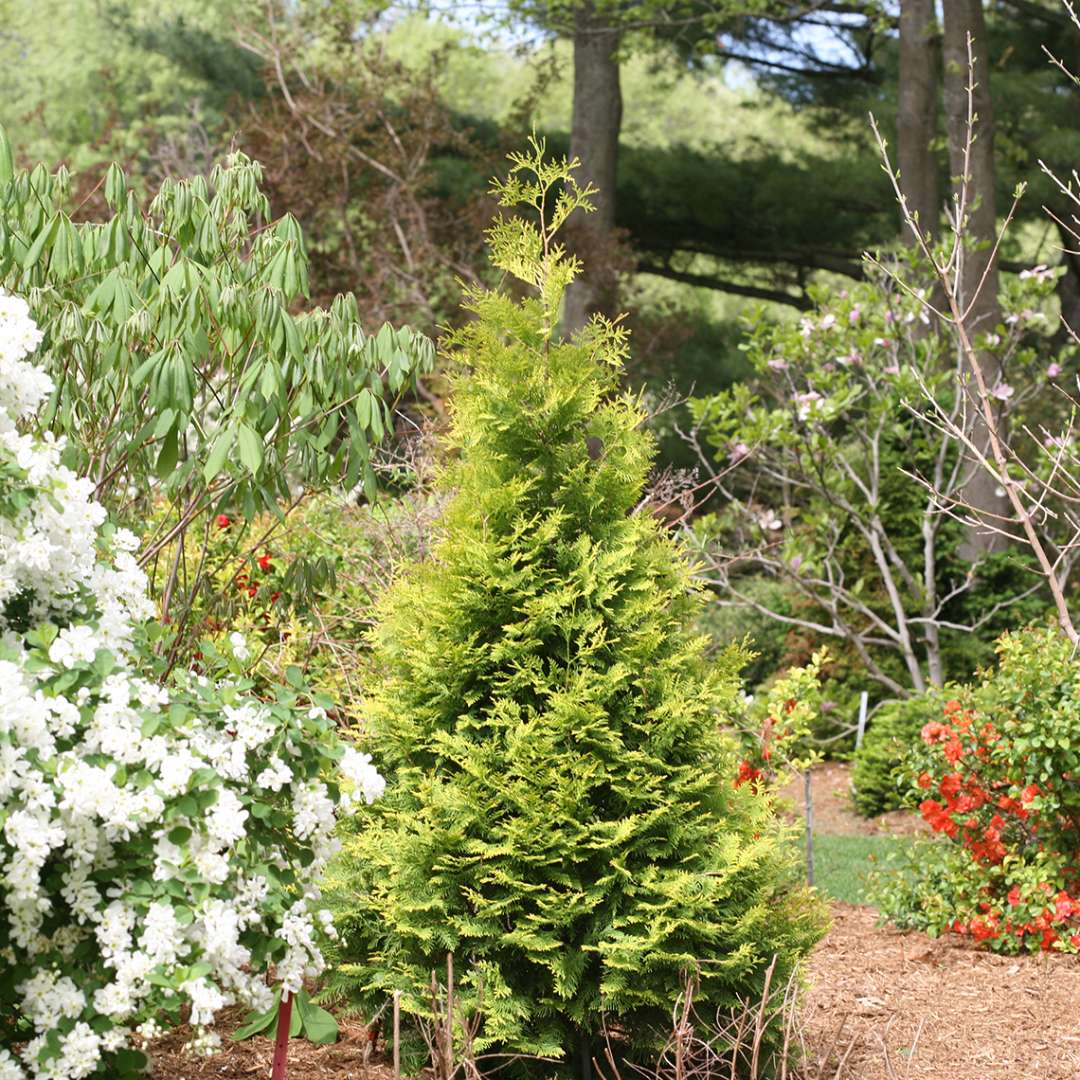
874, 628, 1080, 953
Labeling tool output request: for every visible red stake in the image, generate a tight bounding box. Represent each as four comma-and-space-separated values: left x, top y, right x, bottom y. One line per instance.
271, 993, 292, 1080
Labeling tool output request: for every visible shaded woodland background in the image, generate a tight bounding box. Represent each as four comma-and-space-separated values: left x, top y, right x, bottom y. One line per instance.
5, 0, 1079, 713
7, 0, 1074, 381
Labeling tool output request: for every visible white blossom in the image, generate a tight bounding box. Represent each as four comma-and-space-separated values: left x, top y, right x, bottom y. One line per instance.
0, 294, 383, 1077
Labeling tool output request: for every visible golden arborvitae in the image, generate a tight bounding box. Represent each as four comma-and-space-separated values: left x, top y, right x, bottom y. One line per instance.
326, 139, 826, 1071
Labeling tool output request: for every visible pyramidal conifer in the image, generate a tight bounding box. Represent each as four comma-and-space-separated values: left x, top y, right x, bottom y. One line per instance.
328, 141, 826, 1067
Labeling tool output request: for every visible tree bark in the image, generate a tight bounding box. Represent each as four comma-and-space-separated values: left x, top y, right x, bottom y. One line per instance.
941, 0, 1009, 558
1054, 229, 1080, 342
898, 0, 940, 244
563, 1, 622, 337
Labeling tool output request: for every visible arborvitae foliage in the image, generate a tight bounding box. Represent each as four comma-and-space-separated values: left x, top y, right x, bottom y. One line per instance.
326, 141, 826, 1067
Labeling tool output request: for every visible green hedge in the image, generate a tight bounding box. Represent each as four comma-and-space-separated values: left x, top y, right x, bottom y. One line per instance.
850, 693, 943, 817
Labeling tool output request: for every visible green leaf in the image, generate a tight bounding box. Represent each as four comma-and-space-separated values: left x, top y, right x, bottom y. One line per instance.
203, 425, 235, 482
296, 992, 338, 1045
153, 408, 177, 440
155, 429, 179, 479
0, 126, 12, 187
112, 1049, 149, 1077
238, 422, 263, 476
231, 998, 280, 1042
23, 214, 58, 269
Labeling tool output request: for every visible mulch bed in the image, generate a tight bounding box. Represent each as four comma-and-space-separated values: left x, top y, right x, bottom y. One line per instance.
801, 903, 1080, 1079
149, 1009, 390, 1079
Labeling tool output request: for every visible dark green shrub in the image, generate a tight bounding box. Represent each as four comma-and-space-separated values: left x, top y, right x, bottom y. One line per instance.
324, 144, 826, 1070
850, 693, 944, 817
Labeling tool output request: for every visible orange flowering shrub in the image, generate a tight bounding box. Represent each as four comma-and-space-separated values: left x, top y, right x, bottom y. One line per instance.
878, 628, 1080, 953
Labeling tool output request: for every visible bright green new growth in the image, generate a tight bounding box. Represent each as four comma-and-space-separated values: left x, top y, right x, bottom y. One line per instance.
327, 140, 825, 1066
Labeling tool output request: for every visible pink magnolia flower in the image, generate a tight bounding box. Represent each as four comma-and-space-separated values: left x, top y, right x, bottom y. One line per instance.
796, 391, 824, 420
767, 357, 789, 371
992, 383, 1014, 401
1047, 363, 1063, 379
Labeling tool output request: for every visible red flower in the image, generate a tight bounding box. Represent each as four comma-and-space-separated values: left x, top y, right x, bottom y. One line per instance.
921, 721, 950, 745
1020, 783, 1040, 805
969, 915, 999, 942
944, 699, 963, 715
735, 760, 763, 790
919, 798, 955, 835
939, 773, 963, 800
257, 553, 272, 572
943, 737, 964, 764
1007, 885, 1021, 907
917, 772, 932, 790
216, 514, 231, 529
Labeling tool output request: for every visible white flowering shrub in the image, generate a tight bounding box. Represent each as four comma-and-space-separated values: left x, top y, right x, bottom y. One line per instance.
0, 293, 385, 1079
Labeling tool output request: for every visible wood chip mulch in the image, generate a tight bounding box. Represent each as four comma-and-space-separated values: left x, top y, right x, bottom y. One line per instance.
149, 1010, 391, 1079
801, 902, 1080, 1079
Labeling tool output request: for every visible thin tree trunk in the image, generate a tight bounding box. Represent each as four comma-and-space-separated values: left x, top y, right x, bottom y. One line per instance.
898, 0, 940, 244
1054, 233, 1080, 342
941, 0, 1009, 558
563, 1, 622, 337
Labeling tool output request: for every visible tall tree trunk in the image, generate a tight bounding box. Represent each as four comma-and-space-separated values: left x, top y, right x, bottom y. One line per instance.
898, 0, 940, 244
941, 0, 1009, 558
563, 1, 622, 337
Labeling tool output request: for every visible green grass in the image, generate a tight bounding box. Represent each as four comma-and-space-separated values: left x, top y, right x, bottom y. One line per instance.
809, 833, 914, 906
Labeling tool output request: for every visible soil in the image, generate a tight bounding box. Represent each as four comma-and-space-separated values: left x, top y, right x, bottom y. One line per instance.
781, 760, 929, 838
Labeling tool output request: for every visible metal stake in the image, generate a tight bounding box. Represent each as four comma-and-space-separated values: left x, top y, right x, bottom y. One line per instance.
271, 992, 292, 1080
804, 768, 815, 887
393, 990, 401, 1080
856, 691, 869, 749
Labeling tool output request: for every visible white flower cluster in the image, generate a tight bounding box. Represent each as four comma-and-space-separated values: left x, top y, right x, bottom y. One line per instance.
0, 291, 152, 650
0, 297, 384, 1078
